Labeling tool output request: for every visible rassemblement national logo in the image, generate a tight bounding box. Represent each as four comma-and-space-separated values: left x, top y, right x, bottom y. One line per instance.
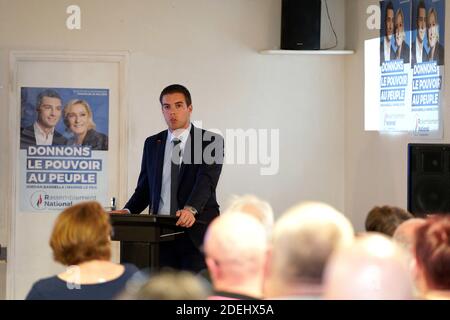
30, 191, 47, 210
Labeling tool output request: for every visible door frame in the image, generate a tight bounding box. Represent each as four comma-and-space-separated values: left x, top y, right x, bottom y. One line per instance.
7, 51, 129, 299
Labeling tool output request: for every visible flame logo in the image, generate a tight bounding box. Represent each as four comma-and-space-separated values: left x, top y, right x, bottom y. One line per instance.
37, 194, 43, 207
30, 191, 47, 210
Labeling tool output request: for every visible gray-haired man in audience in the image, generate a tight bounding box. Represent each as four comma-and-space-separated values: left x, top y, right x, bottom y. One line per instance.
264, 201, 354, 299
224, 194, 274, 240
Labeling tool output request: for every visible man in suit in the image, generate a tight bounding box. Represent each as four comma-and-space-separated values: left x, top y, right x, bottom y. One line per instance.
411, 1, 428, 66
380, 1, 395, 65
20, 89, 67, 149
116, 84, 224, 273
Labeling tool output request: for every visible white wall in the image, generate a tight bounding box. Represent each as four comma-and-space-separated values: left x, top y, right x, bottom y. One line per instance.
344, 0, 450, 231
0, 0, 347, 298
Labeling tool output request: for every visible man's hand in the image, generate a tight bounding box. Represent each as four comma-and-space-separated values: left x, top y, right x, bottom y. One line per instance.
108, 209, 129, 215
176, 209, 196, 228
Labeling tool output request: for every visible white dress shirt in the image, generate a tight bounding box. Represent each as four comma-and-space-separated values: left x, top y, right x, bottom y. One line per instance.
34, 122, 55, 145
158, 124, 191, 215
415, 39, 423, 64
384, 37, 392, 62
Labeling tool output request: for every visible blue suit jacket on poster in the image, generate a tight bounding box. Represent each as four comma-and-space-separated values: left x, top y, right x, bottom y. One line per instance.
124, 124, 224, 248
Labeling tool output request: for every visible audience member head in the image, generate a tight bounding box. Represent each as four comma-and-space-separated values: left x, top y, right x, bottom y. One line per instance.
393, 218, 426, 253
266, 202, 354, 298
203, 213, 268, 298
50, 201, 111, 266
224, 194, 274, 237
131, 270, 210, 300
365, 206, 413, 237
414, 215, 450, 297
324, 233, 413, 299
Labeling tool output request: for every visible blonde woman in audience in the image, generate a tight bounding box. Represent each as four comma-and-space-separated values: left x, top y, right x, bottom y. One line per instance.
26, 201, 138, 300
264, 202, 354, 299
414, 215, 450, 300
323, 234, 413, 300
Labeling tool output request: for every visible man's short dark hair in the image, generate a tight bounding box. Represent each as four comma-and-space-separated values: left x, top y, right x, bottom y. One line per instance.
36, 89, 62, 109
159, 84, 192, 106
365, 205, 413, 237
417, 1, 426, 20
386, 1, 394, 17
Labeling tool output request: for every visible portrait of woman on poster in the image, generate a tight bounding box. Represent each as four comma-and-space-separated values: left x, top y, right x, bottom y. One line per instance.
394, 8, 410, 63
64, 99, 108, 150
427, 7, 445, 66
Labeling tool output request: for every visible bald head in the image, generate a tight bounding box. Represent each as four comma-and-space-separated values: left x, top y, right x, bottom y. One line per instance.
393, 218, 426, 252
204, 213, 267, 284
270, 202, 354, 289
324, 234, 413, 299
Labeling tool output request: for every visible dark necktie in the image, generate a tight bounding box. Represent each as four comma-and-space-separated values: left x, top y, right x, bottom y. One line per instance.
170, 138, 182, 215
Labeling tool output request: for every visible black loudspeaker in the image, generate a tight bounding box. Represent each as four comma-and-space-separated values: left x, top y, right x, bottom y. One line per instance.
281, 0, 322, 50
408, 144, 450, 216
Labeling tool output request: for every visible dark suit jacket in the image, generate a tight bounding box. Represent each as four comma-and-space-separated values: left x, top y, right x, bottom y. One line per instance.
395, 41, 410, 64
411, 40, 428, 66
124, 124, 224, 248
20, 124, 67, 149
428, 43, 445, 66
68, 129, 108, 151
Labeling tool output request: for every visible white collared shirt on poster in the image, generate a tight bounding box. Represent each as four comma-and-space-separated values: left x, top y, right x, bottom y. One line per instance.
416, 38, 423, 64
34, 122, 54, 145
384, 37, 392, 62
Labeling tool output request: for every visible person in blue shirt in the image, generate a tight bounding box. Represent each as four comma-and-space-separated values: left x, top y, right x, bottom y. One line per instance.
26, 201, 138, 300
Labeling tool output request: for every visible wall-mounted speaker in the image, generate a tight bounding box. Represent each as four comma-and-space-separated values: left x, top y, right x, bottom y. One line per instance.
408, 144, 450, 216
281, 0, 322, 50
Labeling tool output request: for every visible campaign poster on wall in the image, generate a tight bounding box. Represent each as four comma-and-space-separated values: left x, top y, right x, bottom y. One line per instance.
19, 87, 109, 212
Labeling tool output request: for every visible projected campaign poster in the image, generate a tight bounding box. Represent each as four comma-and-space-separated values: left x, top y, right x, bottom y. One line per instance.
411, 0, 445, 136
19, 87, 109, 212
379, 0, 412, 132
379, 0, 445, 136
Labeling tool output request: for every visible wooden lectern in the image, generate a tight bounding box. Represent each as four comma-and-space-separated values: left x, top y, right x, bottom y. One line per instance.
109, 214, 183, 270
